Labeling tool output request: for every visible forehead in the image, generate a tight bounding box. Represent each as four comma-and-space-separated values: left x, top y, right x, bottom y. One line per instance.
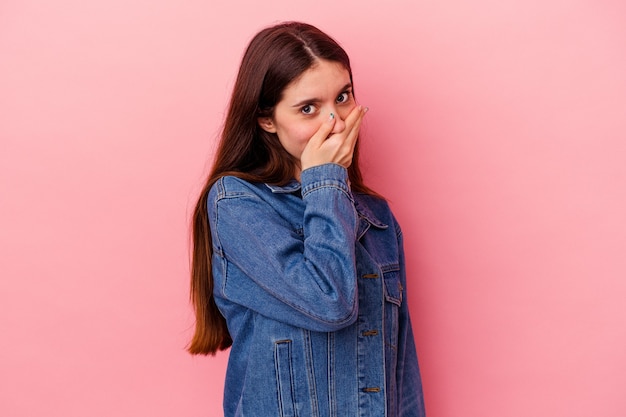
282, 60, 351, 99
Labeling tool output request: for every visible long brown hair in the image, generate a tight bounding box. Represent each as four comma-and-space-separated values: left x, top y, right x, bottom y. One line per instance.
188, 21, 378, 355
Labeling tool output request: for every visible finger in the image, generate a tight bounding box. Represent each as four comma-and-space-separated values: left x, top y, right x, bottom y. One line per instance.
307, 112, 336, 149
343, 106, 368, 146
330, 106, 367, 168
352, 106, 368, 132
342, 105, 364, 132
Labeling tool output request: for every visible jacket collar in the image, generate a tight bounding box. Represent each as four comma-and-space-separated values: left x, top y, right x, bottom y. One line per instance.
265, 180, 301, 194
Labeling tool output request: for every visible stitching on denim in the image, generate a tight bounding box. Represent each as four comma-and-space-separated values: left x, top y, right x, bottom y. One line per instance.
301, 183, 352, 201
380, 263, 400, 273
274, 340, 296, 416
302, 330, 320, 417
327, 332, 337, 417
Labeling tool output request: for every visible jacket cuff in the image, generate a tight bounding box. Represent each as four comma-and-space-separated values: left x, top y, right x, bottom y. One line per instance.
300, 163, 351, 198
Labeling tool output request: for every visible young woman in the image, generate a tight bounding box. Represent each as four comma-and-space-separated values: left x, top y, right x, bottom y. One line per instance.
189, 21, 426, 417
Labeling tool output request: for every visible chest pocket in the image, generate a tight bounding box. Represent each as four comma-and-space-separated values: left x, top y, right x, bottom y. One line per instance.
382, 265, 403, 306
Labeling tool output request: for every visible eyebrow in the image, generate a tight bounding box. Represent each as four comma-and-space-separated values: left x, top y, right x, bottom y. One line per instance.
290, 83, 353, 108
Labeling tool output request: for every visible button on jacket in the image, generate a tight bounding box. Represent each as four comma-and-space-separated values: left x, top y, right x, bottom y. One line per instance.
208, 163, 426, 417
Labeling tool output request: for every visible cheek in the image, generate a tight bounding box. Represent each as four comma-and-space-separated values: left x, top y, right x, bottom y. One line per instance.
279, 122, 319, 146
296, 124, 319, 143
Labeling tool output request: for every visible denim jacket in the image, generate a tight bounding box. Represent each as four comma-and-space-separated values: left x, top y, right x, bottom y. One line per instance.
208, 163, 425, 417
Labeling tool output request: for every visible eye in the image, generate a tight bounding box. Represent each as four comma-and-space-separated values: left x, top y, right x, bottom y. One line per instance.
301, 104, 317, 115
336, 91, 351, 104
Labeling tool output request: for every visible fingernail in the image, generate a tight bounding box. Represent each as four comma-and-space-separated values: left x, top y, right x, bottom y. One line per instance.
329, 112, 335, 120
364, 107, 369, 113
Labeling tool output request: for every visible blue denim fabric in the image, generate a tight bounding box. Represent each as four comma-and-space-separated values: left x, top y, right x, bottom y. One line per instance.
208, 163, 425, 417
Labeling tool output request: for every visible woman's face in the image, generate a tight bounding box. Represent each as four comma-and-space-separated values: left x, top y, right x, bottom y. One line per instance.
258, 59, 356, 176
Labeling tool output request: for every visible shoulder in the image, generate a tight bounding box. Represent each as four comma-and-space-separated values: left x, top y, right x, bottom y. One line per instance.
354, 192, 392, 218
353, 192, 401, 232
208, 175, 267, 202
206, 176, 273, 221
354, 192, 390, 212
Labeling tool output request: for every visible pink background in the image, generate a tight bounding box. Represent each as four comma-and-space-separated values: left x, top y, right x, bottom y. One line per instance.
1, 0, 625, 416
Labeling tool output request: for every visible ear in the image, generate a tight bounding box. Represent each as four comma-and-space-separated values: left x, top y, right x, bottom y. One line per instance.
257, 117, 277, 133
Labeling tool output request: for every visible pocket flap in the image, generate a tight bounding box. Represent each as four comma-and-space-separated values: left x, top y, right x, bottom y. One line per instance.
383, 269, 403, 306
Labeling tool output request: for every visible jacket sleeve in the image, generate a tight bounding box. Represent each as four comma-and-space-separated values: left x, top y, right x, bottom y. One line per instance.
208, 163, 359, 332
395, 220, 427, 416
